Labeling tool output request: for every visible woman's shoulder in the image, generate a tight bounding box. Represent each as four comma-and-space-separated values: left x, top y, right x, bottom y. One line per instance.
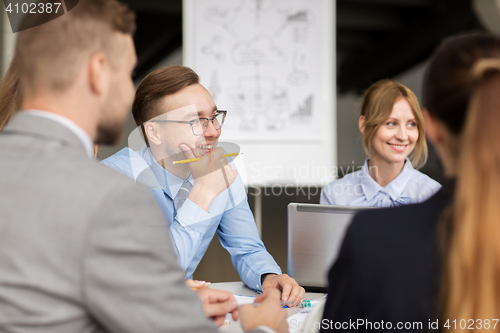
403, 168, 442, 202
408, 168, 441, 189
324, 169, 364, 188
320, 169, 365, 205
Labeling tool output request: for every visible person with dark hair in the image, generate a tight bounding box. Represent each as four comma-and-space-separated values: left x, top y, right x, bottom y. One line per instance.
320, 79, 440, 207
0, 1, 288, 332
102, 65, 305, 304
320, 32, 500, 332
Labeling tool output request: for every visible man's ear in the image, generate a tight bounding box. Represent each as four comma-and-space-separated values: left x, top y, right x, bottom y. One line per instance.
144, 122, 162, 146
88, 53, 109, 96
358, 116, 365, 134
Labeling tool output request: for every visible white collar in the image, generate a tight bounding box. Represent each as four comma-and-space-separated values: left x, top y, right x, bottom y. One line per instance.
22, 109, 94, 159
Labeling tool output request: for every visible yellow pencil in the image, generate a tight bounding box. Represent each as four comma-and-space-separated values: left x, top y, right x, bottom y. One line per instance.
173, 152, 241, 165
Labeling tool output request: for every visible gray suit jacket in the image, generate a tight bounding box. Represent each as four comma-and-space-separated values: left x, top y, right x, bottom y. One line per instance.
0, 113, 219, 332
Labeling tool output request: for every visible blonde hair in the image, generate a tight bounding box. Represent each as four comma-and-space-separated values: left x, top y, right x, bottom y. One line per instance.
422, 33, 500, 330
359, 79, 427, 169
443, 60, 500, 327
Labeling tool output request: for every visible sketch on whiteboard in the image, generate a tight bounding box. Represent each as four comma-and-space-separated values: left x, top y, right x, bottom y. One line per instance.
203, 3, 242, 38
208, 70, 222, 103
231, 34, 286, 65
203, 4, 239, 24
290, 94, 313, 124
227, 76, 289, 132
193, 0, 323, 141
202, 35, 226, 62
288, 50, 308, 86
275, 8, 314, 44
247, 0, 276, 26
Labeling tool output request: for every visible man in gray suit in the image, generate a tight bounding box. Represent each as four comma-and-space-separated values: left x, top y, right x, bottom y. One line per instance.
0, 1, 287, 332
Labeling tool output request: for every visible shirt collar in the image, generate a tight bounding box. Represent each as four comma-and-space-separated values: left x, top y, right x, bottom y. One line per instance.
360, 158, 414, 201
384, 158, 414, 201
23, 109, 94, 159
140, 146, 194, 199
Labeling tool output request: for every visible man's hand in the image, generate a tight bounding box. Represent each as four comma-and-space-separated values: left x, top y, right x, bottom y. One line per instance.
185, 279, 211, 290
180, 145, 237, 211
196, 288, 238, 327
239, 289, 288, 333
257, 274, 305, 307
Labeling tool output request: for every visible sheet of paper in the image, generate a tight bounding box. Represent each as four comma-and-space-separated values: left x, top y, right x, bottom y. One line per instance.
287, 311, 310, 333
233, 294, 257, 306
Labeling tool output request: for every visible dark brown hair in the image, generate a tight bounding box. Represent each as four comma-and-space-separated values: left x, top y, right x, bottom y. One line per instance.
0, 59, 21, 129
15, 0, 135, 94
359, 79, 427, 169
422, 34, 500, 134
132, 66, 200, 127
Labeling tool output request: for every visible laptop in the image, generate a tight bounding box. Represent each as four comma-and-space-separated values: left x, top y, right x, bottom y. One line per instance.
287, 203, 372, 292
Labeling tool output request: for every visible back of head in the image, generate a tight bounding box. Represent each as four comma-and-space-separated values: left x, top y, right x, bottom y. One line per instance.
422, 33, 500, 135
426, 33, 500, 325
15, 0, 135, 97
359, 79, 427, 168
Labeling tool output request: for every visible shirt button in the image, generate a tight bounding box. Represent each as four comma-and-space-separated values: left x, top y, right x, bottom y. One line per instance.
256, 284, 259, 288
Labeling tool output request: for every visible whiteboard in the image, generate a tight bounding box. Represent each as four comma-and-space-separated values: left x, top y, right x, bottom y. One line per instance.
183, 0, 335, 186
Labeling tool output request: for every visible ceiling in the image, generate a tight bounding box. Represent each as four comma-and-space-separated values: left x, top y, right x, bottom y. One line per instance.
120, 0, 485, 94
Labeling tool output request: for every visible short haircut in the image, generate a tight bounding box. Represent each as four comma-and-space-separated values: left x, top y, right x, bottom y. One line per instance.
15, 0, 135, 94
359, 79, 428, 169
132, 66, 200, 127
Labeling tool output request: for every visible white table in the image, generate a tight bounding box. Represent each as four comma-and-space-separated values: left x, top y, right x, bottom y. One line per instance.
211, 282, 325, 333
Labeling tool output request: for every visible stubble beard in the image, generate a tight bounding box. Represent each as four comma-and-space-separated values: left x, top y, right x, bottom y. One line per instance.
95, 118, 126, 146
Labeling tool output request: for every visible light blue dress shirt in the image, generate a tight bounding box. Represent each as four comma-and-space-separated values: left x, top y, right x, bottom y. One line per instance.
101, 146, 281, 291
320, 159, 441, 207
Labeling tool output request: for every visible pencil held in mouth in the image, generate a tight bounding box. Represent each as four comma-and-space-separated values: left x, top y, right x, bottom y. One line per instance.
173, 152, 241, 164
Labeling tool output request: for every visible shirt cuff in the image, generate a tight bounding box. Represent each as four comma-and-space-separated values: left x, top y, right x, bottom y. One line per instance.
175, 198, 212, 226
250, 268, 281, 292
260, 273, 278, 285
248, 325, 276, 333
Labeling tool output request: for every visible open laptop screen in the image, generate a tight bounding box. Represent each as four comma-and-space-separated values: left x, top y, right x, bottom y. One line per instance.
287, 203, 372, 292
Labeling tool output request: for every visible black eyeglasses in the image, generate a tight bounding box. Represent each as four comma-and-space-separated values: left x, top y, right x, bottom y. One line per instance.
150, 110, 227, 136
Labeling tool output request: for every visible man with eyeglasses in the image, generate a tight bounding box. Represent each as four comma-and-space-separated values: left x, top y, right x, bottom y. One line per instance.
102, 66, 305, 304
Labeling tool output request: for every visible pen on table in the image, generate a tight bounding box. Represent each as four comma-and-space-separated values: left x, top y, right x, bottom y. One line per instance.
173, 152, 241, 164
236, 300, 294, 309
300, 294, 328, 308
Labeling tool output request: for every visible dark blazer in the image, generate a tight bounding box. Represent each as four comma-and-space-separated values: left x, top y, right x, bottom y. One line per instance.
321, 183, 454, 332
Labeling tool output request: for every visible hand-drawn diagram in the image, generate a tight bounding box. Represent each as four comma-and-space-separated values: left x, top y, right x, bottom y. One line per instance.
231, 34, 286, 65
290, 94, 313, 124
208, 70, 222, 102
203, 3, 241, 38
248, 0, 276, 26
192, 0, 324, 141
201, 35, 226, 62
288, 50, 308, 86
275, 8, 315, 44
